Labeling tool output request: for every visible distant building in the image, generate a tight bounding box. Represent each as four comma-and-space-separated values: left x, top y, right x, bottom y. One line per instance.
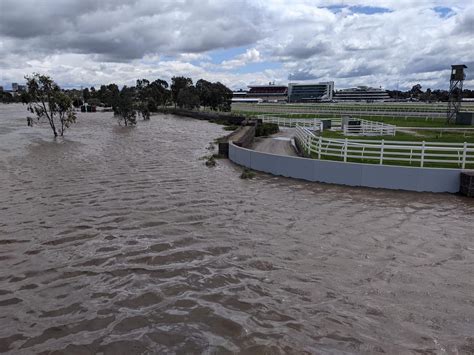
17, 84, 26, 92
288, 82, 334, 102
232, 89, 248, 96
246, 84, 288, 102
231, 90, 263, 103
334, 86, 390, 102
0, 86, 3, 92
11, 83, 18, 92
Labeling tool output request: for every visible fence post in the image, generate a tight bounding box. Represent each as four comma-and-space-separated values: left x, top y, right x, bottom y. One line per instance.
462, 142, 467, 169
306, 131, 311, 156
344, 138, 348, 162
380, 139, 384, 165
318, 136, 322, 159
420, 141, 425, 167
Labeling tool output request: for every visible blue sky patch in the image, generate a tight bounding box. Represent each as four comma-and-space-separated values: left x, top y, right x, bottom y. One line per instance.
325, 5, 345, 13
349, 6, 392, 14
325, 5, 392, 14
208, 46, 249, 64
433, 6, 454, 18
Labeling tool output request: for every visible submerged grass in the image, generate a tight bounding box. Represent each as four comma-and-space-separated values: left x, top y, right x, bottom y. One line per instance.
240, 168, 256, 179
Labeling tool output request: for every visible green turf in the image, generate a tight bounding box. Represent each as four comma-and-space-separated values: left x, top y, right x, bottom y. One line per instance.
321, 129, 474, 143
232, 110, 471, 128
302, 130, 474, 169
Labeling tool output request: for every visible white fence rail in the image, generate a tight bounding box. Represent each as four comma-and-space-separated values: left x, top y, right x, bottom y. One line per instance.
295, 126, 474, 169
233, 103, 452, 120
343, 119, 396, 136
397, 126, 474, 138
258, 115, 334, 129
260, 115, 396, 136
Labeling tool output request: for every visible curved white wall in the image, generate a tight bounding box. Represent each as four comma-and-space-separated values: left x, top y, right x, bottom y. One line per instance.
229, 143, 461, 193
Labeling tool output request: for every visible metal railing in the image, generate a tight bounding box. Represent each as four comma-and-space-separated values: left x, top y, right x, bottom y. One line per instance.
295, 126, 474, 169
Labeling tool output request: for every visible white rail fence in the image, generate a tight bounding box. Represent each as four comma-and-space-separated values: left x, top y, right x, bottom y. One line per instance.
234, 102, 474, 114
295, 126, 474, 169
343, 119, 396, 136
398, 126, 474, 138
233, 103, 454, 120
258, 115, 342, 130
259, 115, 396, 136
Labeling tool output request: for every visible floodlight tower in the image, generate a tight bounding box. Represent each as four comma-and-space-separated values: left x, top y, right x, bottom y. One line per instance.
447, 64, 467, 123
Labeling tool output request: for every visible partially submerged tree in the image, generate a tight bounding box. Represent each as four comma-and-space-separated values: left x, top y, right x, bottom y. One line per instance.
135, 78, 171, 116
136, 79, 152, 119
23, 73, 77, 137
113, 86, 137, 126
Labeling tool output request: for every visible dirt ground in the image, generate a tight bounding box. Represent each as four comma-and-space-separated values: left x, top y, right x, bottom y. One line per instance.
251, 128, 298, 156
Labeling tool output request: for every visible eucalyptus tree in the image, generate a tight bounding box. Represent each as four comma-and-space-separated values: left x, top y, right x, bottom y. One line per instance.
171, 76, 193, 107
113, 86, 137, 126
177, 86, 200, 110
150, 79, 170, 108
196, 79, 232, 111
22, 73, 77, 137
136, 79, 151, 119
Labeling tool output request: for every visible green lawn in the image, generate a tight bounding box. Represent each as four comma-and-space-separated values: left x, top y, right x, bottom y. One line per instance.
232, 103, 474, 114
232, 110, 469, 128
321, 129, 474, 144
305, 129, 474, 169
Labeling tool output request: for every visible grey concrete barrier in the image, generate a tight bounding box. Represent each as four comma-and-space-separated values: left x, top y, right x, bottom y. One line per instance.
229, 142, 462, 193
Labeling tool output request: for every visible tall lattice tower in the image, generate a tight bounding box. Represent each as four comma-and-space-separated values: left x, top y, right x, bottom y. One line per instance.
447, 64, 467, 123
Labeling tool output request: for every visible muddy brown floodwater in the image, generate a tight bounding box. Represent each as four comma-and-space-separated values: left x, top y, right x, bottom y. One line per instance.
0, 104, 473, 354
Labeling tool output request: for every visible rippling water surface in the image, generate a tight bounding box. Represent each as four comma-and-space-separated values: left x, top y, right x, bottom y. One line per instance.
1, 104, 473, 354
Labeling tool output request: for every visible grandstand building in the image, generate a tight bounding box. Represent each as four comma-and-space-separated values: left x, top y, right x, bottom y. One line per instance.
334, 86, 390, 102
231, 89, 259, 103
246, 84, 288, 102
288, 82, 334, 102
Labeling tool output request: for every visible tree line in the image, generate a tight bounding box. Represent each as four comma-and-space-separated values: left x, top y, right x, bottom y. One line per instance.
16, 73, 233, 136
387, 84, 474, 102
76, 76, 232, 126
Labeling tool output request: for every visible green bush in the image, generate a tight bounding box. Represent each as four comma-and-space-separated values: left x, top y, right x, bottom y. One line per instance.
256, 123, 279, 137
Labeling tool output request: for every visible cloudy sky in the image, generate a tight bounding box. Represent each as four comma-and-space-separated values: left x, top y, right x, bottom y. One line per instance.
0, 0, 473, 91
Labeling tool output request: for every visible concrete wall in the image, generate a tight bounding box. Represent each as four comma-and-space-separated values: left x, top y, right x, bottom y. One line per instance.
229, 143, 462, 193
